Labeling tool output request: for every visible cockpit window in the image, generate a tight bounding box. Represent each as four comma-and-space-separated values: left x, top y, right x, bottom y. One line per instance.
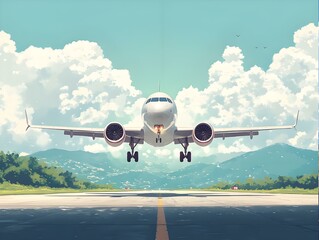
146, 97, 173, 104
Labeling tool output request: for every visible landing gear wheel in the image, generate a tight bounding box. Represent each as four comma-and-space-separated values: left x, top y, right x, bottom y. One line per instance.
127, 152, 132, 162
134, 151, 139, 162
180, 151, 184, 162
186, 151, 191, 162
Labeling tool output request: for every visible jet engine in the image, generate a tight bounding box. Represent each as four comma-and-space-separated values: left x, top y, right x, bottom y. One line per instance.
104, 123, 126, 147
192, 123, 214, 146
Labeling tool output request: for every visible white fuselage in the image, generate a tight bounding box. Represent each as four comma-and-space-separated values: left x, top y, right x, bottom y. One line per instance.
141, 92, 177, 147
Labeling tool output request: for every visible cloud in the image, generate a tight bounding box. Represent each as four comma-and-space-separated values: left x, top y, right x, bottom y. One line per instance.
175, 86, 209, 127
222, 45, 244, 63
217, 140, 257, 154
84, 142, 125, 158
155, 149, 171, 158
175, 23, 318, 153
19, 152, 29, 157
293, 23, 318, 59
73, 107, 107, 125
59, 87, 93, 114
0, 31, 16, 53
124, 97, 146, 128
0, 23, 317, 158
0, 31, 141, 152
84, 143, 107, 153
0, 83, 52, 150
288, 131, 307, 146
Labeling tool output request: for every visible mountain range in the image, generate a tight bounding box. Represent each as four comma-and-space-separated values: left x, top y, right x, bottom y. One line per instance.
31, 143, 318, 189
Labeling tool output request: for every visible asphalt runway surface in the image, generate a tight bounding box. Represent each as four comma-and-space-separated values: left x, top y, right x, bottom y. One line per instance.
0, 191, 317, 240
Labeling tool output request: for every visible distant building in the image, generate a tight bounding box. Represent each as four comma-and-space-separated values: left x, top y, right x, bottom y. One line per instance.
231, 186, 239, 190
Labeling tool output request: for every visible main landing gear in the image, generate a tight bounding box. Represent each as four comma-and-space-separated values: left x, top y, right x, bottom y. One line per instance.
179, 138, 191, 162
127, 137, 140, 162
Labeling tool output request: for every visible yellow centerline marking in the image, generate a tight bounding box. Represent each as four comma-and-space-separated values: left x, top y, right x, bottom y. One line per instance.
155, 194, 169, 240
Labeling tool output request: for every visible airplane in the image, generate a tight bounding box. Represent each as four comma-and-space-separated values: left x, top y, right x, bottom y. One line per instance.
25, 92, 299, 163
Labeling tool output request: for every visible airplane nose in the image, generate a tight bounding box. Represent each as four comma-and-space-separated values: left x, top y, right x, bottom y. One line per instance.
147, 104, 170, 114
144, 104, 173, 126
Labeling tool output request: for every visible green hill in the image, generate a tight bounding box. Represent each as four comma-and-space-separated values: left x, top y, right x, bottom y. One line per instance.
220, 143, 317, 179
31, 143, 317, 189
0, 151, 99, 189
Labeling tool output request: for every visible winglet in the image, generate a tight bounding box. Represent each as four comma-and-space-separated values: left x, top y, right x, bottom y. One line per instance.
293, 110, 299, 129
25, 109, 30, 131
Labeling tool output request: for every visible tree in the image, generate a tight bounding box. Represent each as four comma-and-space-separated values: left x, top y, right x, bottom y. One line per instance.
209, 174, 318, 190
0, 152, 94, 189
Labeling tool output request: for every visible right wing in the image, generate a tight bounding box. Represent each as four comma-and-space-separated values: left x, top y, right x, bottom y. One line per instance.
213, 111, 299, 139
25, 110, 144, 144
174, 111, 299, 144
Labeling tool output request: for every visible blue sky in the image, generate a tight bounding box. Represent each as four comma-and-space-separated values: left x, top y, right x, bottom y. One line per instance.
0, 0, 317, 160
0, 0, 317, 97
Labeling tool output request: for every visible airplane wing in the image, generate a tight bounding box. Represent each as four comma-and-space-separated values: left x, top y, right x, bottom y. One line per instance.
25, 110, 144, 144
174, 111, 299, 144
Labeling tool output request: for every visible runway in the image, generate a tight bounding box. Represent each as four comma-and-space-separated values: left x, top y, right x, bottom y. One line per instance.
0, 191, 317, 240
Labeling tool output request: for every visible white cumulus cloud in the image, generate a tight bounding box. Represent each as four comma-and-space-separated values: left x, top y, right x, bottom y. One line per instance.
288, 131, 307, 147
175, 23, 318, 154
155, 149, 171, 158
0, 31, 141, 152
0, 23, 317, 158
84, 143, 107, 153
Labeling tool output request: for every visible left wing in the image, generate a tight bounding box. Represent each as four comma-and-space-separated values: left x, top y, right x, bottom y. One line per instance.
25, 110, 144, 143
174, 111, 299, 144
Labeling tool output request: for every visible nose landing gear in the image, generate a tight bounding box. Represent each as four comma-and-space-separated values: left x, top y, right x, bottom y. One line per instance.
155, 134, 162, 143
154, 125, 163, 144
179, 138, 191, 162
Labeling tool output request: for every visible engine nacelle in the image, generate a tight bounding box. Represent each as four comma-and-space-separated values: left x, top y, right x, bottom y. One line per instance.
104, 123, 126, 147
192, 123, 214, 146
